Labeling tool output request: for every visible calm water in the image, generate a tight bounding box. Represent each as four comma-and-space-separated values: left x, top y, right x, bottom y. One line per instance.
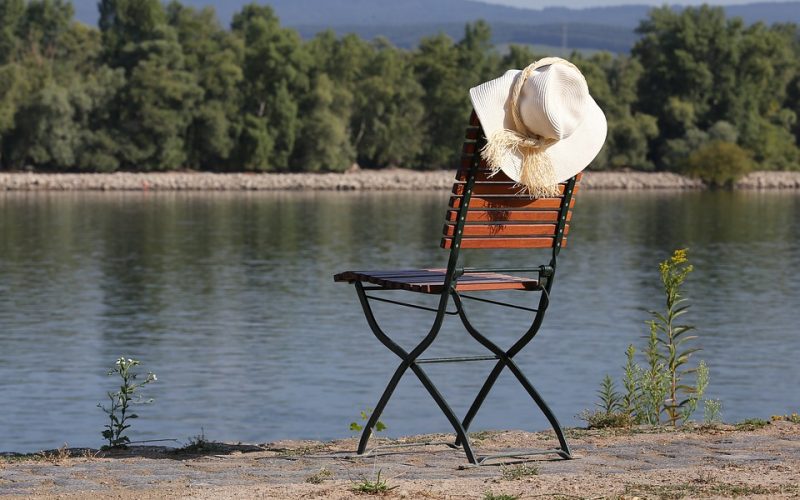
1, 190, 798, 452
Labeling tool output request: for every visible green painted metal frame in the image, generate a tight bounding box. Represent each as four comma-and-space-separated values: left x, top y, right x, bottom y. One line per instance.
343, 119, 578, 465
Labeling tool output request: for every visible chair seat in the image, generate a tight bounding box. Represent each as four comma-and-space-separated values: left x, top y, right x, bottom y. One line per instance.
333, 268, 539, 294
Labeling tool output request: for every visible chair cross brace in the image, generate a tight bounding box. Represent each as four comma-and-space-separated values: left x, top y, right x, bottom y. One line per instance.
352, 270, 572, 464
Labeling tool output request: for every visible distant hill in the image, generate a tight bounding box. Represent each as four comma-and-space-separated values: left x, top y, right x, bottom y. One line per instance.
72, 0, 800, 52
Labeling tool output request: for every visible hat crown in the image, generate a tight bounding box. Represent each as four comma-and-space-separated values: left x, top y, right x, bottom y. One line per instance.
517, 63, 589, 141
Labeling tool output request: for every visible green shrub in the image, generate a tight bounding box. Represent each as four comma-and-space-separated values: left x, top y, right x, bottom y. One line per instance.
684, 141, 755, 188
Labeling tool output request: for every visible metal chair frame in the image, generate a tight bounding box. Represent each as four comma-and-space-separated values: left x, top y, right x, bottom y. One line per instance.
339, 122, 577, 465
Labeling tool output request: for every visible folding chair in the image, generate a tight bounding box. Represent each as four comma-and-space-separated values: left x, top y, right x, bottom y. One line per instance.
334, 111, 580, 465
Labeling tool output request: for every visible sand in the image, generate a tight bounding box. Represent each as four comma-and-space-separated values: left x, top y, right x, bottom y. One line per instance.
2, 421, 799, 499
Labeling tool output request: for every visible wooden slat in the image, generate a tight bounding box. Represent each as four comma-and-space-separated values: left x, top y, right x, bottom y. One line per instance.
333, 268, 538, 294
464, 128, 481, 140
445, 209, 571, 223
441, 237, 566, 249
456, 281, 535, 291
442, 223, 567, 237
469, 111, 480, 126
450, 196, 574, 210
455, 169, 509, 182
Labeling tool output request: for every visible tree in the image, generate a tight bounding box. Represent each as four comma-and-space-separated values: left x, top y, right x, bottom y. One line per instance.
99, 0, 166, 69
574, 52, 658, 170
0, 0, 24, 64
167, 3, 244, 169
293, 74, 354, 172
350, 39, 425, 168
100, 0, 201, 170
412, 33, 469, 168
231, 4, 310, 171
632, 6, 800, 171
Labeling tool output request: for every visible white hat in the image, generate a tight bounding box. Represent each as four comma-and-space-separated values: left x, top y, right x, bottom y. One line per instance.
469, 57, 607, 194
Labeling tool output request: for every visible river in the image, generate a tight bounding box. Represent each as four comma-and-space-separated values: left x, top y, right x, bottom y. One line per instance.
1, 190, 798, 452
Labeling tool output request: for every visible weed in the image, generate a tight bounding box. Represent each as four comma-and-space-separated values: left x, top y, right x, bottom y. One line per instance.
353, 469, 396, 494
735, 418, 769, 430
586, 249, 713, 428
42, 444, 72, 463
651, 249, 703, 425
501, 463, 539, 480
597, 374, 623, 414
98, 357, 157, 449
306, 467, 334, 484
176, 429, 226, 454
350, 408, 386, 433
580, 374, 634, 429
703, 399, 722, 425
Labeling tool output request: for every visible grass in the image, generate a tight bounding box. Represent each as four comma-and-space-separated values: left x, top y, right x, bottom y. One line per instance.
624, 481, 799, 499
353, 469, 396, 495
483, 493, 520, 500
271, 443, 329, 457
734, 418, 769, 431
469, 430, 498, 442
771, 412, 800, 423
305, 467, 334, 484
174, 432, 228, 455
0, 444, 79, 464
579, 409, 633, 429
501, 463, 539, 480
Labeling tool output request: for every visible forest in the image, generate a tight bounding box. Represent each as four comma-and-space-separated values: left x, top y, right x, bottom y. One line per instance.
0, 0, 798, 182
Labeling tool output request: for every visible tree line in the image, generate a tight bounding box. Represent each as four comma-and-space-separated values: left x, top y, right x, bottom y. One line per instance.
0, 1, 798, 181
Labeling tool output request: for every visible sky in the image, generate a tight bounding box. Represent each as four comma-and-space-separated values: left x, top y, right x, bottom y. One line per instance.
482, 0, 798, 7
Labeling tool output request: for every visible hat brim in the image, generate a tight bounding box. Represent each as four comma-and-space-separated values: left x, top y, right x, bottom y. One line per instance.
469, 70, 607, 184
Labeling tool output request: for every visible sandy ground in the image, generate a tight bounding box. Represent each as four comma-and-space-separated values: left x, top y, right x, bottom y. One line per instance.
2, 422, 799, 499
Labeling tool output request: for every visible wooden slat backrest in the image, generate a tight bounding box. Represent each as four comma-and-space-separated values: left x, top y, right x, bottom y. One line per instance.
441, 111, 581, 250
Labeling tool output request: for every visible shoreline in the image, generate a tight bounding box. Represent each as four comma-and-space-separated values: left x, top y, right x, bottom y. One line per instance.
1, 170, 799, 191
2, 423, 798, 498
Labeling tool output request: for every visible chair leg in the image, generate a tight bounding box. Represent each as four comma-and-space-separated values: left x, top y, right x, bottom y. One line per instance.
357, 361, 410, 455
352, 283, 478, 461
505, 359, 571, 458
410, 363, 477, 464
451, 292, 572, 459
454, 361, 505, 447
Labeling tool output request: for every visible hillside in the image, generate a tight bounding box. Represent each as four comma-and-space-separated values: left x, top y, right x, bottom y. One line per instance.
66, 0, 800, 52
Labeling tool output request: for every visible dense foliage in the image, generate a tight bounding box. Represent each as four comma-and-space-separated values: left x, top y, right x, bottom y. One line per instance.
0, 1, 798, 174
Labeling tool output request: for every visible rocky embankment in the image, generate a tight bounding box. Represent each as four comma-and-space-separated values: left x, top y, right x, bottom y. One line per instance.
1, 170, 799, 191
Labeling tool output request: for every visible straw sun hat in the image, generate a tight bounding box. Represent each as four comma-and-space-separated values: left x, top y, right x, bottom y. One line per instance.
469, 57, 607, 197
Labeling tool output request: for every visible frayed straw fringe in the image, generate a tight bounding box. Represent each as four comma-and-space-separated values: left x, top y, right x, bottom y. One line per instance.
482, 130, 561, 198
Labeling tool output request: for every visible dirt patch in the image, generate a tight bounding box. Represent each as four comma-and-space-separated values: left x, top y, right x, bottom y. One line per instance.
1, 422, 799, 499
